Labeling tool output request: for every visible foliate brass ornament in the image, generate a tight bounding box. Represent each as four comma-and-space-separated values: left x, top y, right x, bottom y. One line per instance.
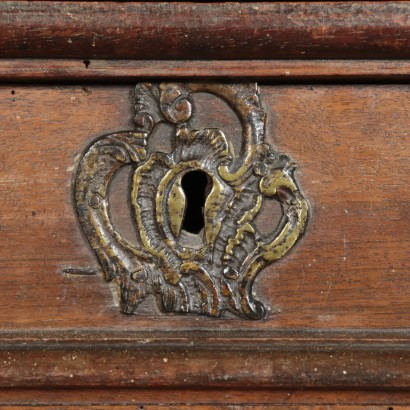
74, 83, 308, 319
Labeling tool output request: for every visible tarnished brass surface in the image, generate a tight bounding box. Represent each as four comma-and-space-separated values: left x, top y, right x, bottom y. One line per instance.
74, 83, 308, 319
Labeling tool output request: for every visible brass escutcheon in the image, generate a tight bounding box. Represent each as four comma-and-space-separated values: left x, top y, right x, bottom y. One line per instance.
74, 83, 309, 319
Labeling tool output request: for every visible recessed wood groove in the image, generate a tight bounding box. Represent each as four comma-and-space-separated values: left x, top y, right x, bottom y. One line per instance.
0, 329, 409, 348
1, 59, 410, 83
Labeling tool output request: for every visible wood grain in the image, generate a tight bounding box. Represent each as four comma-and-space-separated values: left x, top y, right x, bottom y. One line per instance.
0, 84, 409, 392
2, 389, 410, 409
2, 59, 410, 83
1, 85, 408, 329
1, 2, 410, 60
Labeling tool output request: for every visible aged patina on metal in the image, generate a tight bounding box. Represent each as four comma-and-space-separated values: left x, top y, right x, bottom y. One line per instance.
74, 83, 308, 319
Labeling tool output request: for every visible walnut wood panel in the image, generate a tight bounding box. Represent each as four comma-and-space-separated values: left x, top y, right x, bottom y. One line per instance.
2, 59, 410, 83
2, 2, 410, 60
0, 84, 409, 392
0, 85, 408, 330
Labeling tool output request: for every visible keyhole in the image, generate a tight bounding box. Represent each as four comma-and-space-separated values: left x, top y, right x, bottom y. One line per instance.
181, 170, 211, 234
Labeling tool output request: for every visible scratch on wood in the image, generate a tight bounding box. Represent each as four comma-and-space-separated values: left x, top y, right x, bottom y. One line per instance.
61, 266, 100, 276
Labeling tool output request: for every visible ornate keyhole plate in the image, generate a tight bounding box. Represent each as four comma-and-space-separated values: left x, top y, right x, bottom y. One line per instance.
74, 83, 308, 319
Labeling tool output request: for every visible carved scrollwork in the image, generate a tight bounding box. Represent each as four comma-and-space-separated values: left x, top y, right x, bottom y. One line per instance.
74, 82, 309, 319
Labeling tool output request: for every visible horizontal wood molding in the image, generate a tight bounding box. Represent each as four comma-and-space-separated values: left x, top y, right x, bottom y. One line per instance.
0, 330, 409, 390
2, 59, 410, 83
1, 2, 410, 60
2, 389, 410, 408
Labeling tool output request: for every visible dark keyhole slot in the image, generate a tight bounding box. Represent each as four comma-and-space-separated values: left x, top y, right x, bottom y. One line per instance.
181, 170, 211, 234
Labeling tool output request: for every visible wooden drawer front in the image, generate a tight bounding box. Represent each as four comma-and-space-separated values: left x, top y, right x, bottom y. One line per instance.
0, 84, 409, 331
